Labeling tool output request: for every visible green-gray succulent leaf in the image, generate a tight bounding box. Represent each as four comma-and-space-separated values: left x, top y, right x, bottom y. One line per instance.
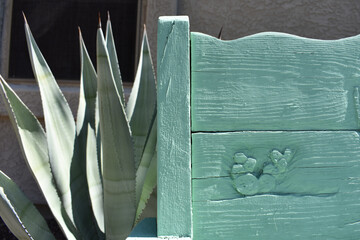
126, 29, 157, 171
106, 14, 125, 105
135, 138, 157, 224
76, 30, 105, 239
0, 170, 56, 240
77, 29, 98, 133
24, 18, 76, 226
0, 75, 77, 239
97, 26, 136, 240
86, 125, 104, 234
135, 116, 157, 215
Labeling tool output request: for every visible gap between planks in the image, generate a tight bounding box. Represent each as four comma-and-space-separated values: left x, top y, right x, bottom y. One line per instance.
192, 129, 360, 134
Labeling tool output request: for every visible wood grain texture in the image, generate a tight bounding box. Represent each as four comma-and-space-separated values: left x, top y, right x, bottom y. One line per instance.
191, 32, 360, 131
157, 16, 192, 238
193, 194, 360, 240
192, 131, 360, 239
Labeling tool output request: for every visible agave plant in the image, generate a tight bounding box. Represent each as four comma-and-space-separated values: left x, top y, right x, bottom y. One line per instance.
0, 13, 157, 240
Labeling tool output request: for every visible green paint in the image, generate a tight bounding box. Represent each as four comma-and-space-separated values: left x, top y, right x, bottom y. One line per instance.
157, 16, 192, 238
189, 31, 360, 239
191, 32, 360, 131
153, 17, 360, 240
192, 131, 360, 239
230, 148, 293, 196
193, 194, 359, 240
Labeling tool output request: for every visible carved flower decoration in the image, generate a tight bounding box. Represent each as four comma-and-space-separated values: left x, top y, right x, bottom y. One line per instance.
231, 149, 293, 196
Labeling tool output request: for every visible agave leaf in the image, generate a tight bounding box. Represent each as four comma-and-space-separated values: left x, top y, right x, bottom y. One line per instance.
77, 29, 97, 132
135, 116, 157, 209
96, 120, 102, 175
24, 17, 76, 224
86, 125, 104, 233
126, 29, 156, 171
135, 145, 157, 224
97, 27, 136, 239
71, 30, 101, 239
106, 14, 125, 105
0, 76, 77, 239
0, 170, 55, 240
73, 29, 104, 238
95, 85, 102, 175
70, 142, 100, 240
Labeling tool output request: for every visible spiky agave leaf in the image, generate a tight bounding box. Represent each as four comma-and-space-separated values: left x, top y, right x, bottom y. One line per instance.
97, 26, 136, 239
0, 170, 55, 240
106, 13, 125, 105
77, 29, 105, 237
103, 16, 158, 230
135, 150, 157, 225
23, 16, 77, 227
77, 28, 98, 133
0, 75, 77, 239
135, 116, 157, 223
126, 29, 157, 171
70, 29, 102, 239
86, 125, 104, 234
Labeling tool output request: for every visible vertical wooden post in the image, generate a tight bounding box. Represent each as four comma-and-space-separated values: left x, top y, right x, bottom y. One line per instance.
157, 16, 191, 238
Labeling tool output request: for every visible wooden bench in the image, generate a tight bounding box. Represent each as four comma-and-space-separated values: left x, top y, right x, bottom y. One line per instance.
128, 16, 360, 240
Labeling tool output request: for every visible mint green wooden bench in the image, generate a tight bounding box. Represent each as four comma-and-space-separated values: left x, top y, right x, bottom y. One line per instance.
128, 16, 360, 240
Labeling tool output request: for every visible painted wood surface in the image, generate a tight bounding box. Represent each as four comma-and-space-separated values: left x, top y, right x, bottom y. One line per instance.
157, 16, 192, 238
191, 32, 360, 131
155, 19, 360, 240
192, 131, 360, 239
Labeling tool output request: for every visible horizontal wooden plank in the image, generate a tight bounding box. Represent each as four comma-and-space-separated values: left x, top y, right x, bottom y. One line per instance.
192, 131, 360, 179
193, 194, 360, 240
193, 175, 342, 202
191, 32, 360, 131
192, 131, 360, 239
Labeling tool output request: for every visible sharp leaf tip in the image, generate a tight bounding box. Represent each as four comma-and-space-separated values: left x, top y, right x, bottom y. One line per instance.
98, 12, 102, 28
22, 12, 28, 24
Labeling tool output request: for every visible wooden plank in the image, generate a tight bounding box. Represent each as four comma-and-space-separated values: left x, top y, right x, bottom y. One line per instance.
157, 16, 191, 238
192, 131, 360, 179
191, 32, 360, 131
191, 131, 360, 239
193, 194, 360, 240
